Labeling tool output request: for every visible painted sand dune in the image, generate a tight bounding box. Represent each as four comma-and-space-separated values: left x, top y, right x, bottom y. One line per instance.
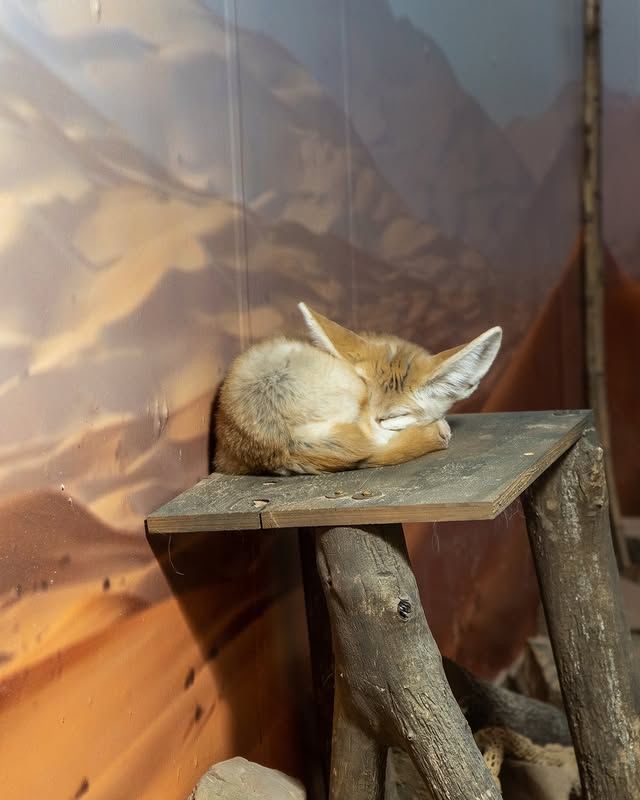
0, 562, 311, 800
0, 484, 312, 800
0, 491, 147, 596
0, 491, 154, 676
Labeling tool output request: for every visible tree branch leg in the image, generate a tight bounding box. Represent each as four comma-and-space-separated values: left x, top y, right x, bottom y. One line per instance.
329, 679, 387, 800
442, 657, 572, 746
315, 524, 501, 800
523, 426, 640, 799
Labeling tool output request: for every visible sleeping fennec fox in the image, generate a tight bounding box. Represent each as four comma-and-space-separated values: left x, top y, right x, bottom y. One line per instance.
214, 303, 502, 475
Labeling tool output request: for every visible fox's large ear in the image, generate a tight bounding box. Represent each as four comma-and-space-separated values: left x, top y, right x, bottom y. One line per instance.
298, 302, 368, 361
416, 326, 502, 416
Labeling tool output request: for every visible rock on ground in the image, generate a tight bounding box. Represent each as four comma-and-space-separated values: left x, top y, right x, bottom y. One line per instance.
187, 757, 305, 800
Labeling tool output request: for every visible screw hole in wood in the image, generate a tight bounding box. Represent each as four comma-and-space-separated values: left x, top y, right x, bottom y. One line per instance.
352, 490, 382, 500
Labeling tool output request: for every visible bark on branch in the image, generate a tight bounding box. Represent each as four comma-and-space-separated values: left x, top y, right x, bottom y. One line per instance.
442, 657, 571, 746
523, 428, 640, 798
315, 524, 501, 800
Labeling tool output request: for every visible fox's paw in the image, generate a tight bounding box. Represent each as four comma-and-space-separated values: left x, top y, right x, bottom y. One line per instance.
436, 418, 451, 448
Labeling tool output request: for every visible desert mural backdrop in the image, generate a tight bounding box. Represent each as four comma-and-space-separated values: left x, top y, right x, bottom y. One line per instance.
0, 1, 637, 798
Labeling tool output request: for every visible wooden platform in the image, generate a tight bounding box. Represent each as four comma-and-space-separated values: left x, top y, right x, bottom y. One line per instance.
146, 410, 591, 534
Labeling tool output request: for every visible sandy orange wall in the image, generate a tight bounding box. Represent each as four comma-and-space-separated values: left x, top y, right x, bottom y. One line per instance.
5, 2, 638, 798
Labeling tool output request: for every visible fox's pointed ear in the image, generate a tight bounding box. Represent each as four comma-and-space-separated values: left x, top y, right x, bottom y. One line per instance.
417, 326, 502, 414
298, 302, 368, 361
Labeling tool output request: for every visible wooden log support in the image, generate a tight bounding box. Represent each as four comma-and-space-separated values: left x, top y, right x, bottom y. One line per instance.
442, 658, 572, 747
329, 680, 387, 800
523, 427, 640, 799
315, 524, 501, 800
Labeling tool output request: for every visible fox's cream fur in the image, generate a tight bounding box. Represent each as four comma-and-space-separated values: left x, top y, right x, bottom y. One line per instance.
214, 303, 502, 475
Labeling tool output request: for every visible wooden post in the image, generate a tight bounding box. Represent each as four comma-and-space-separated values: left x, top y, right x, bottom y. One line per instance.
582, 0, 629, 568
523, 427, 640, 799
329, 680, 387, 800
315, 524, 501, 800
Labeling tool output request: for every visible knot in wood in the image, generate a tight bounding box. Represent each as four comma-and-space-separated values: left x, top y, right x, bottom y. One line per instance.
397, 598, 412, 620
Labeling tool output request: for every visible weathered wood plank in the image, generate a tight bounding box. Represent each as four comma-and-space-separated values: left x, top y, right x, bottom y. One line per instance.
146, 472, 263, 533
146, 411, 590, 534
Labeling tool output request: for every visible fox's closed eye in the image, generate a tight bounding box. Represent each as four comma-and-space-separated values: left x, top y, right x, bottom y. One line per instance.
378, 413, 416, 431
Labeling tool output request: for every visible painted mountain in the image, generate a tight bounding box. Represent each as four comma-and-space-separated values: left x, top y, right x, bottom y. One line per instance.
1, 0, 543, 265
206, 0, 537, 262
507, 83, 580, 183
504, 122, 581, 304
506, 82, 640, 279
0, 1, 502, 273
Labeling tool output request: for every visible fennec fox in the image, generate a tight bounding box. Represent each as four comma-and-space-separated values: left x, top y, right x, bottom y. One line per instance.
215, 303, 502, 475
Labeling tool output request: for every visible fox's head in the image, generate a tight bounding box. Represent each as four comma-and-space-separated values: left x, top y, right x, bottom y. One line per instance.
298, 302, 502, 429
